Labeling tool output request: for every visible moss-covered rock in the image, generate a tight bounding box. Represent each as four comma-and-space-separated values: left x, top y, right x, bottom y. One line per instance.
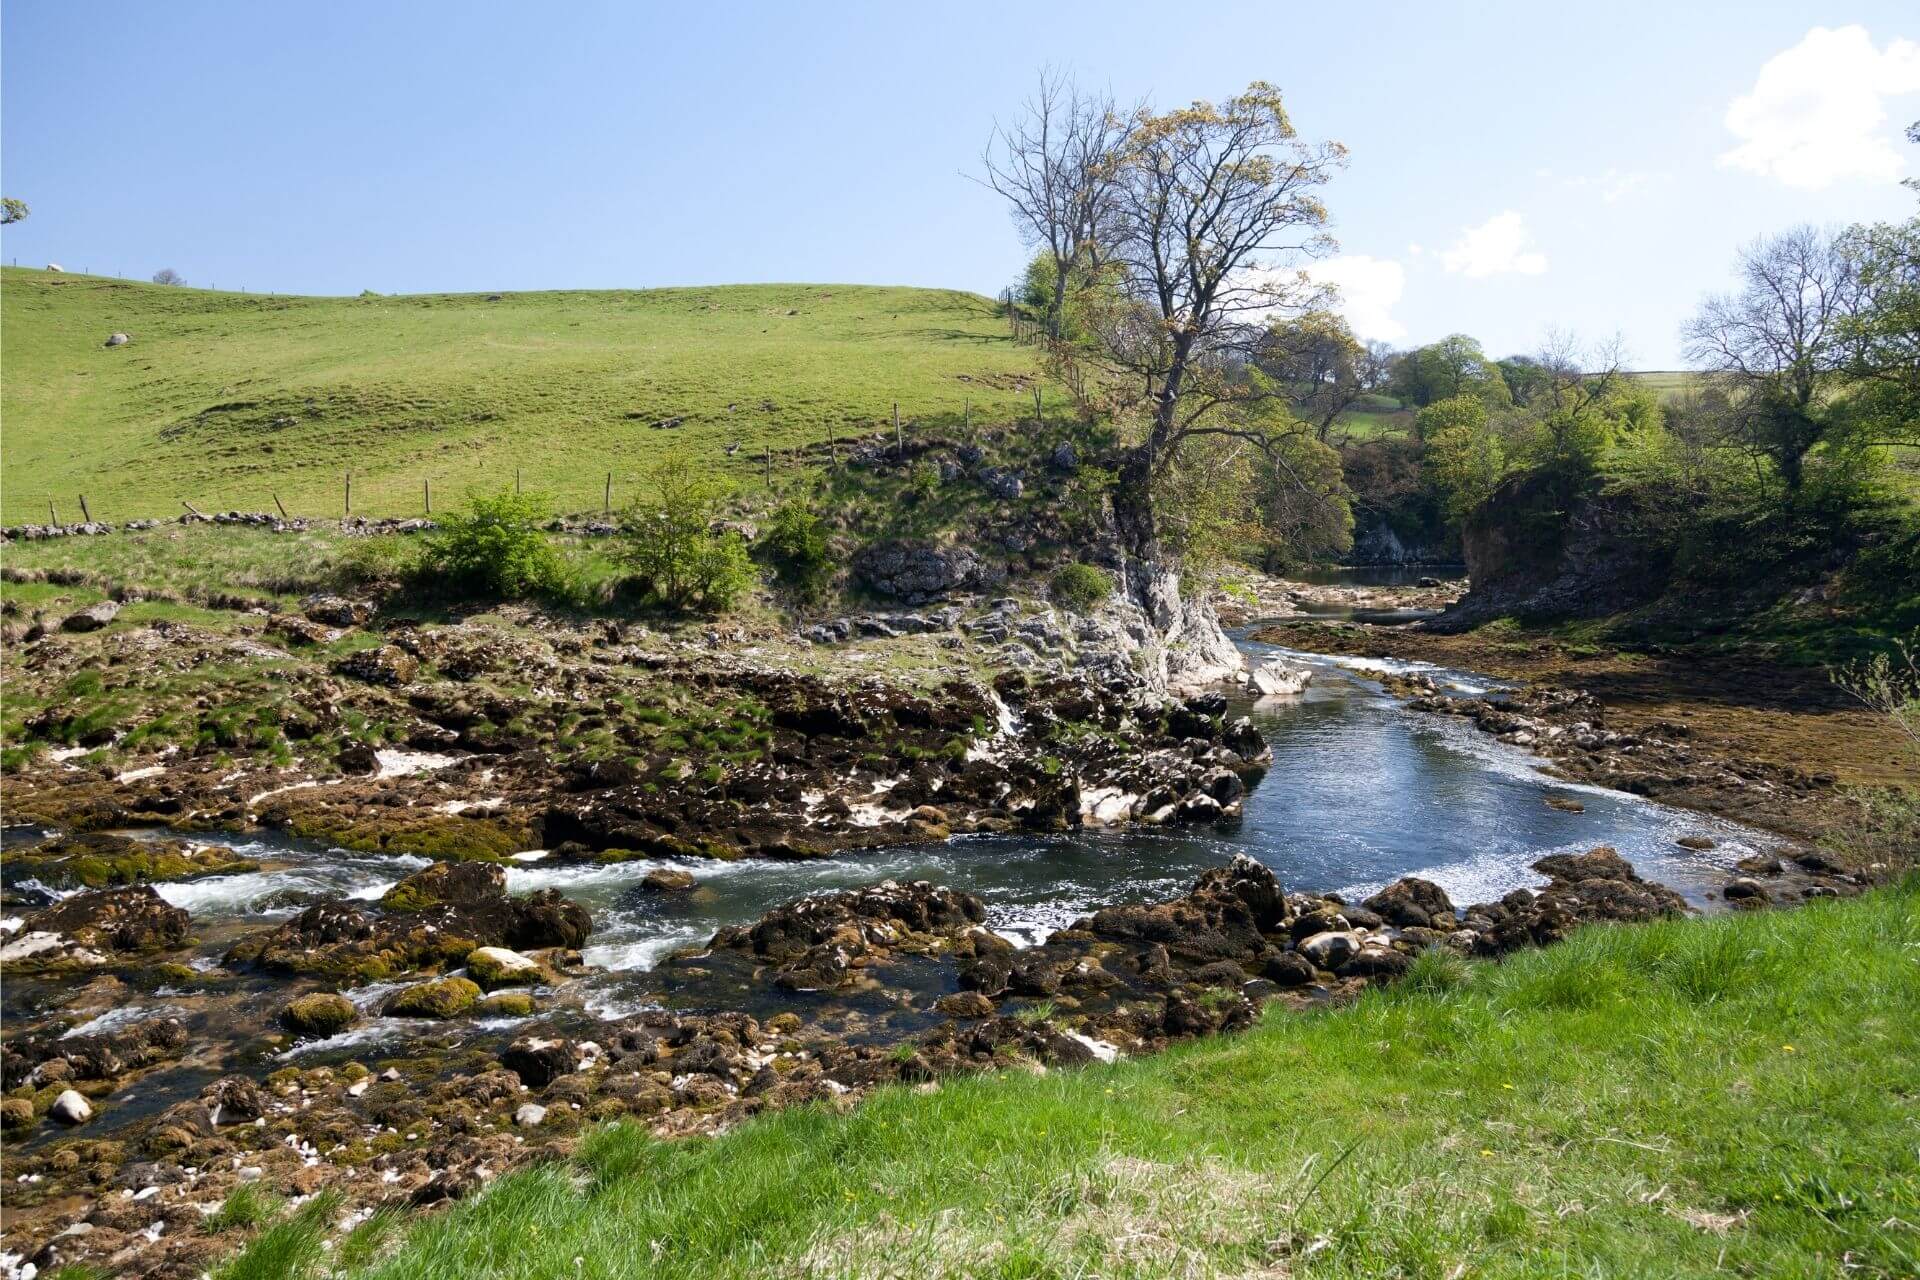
0, 833, 258, 891
474, 991, 535, 1017
463, 945, 549, 990
383, 976, 481, 1019
279, 992, 359, 1036
1, 1097, 36, 1130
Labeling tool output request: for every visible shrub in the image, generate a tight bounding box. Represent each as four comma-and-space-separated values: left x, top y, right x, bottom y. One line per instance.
329, 535, 413, 592
759, 501, 833, 602
416, 490, 568, 600
619, 468, 755, 613
1050, 562, 1112, 613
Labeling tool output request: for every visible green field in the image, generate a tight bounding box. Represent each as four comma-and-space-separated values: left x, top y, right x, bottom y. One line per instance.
205, 879, 1919, 1280
0, 270, 1053, 521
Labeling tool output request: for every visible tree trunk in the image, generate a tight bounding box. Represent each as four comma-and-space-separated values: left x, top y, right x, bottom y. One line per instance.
1048, 258, 1069, 341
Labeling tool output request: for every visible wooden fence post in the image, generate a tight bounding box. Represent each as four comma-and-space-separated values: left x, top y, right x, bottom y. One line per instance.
344, 471, 352, 516
763, 447, 772, 490
181, 500, 204, 518
273, 493, 289, 519
604, 472, 612, 514
515, 467, 522, 495
894, 402, 902, 452
78, 495, 91, 523
48, 499, 57, 526
424, 478, 432, 515
964, 399, 970, 434
1032, 386, 1042, 421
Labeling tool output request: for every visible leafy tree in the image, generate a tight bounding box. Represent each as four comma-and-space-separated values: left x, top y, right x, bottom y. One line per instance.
1389, 335, 1510, 408
1258, 311, 1385, 440
1683, 226, 1862, 493
1070, 82, 1347, 591
759, 501, 833, 603
1, 198, 27, 226
1416, 396, 1506, 520
1835, 121, 1920, 453
151, 268, 185, 286
418, 490, 569, 599
620, 467, 754, 613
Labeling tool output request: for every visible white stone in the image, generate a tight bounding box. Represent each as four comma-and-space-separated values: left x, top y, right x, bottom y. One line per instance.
513, 1103, 547, 1128
1248, 659, 1312, 698
49, 1090, 91, 1126
1297, 930, 1361, 969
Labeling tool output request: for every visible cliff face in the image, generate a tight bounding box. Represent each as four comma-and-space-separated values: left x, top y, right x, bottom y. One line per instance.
1429, 472, 1671, 632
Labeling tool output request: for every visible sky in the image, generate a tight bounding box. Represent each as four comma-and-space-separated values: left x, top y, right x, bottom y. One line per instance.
3, 1, 1917, 368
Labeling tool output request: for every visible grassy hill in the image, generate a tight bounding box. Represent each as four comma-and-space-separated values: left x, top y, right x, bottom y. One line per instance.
1, 270, 1053, 521
209, 878, 1917, 1280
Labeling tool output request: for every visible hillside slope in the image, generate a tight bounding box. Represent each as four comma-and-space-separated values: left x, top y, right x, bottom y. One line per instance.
1, 271, 1051, 519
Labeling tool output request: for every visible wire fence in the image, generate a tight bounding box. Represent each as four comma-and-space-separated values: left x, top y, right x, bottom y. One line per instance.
2, 395, 1089, 532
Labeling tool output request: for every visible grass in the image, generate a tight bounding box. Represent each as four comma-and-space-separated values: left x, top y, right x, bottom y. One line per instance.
210, 878, 1919, 1279
1, 270, 1055, 520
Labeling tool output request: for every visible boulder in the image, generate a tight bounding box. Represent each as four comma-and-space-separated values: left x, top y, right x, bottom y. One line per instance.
640, 868, 696, 893
934, 991, 996, 1018
301, 594, 371, 627
513, 1103, 547, 1128
1362, 877, 1456, 930
336, 742, 380, 775
104, 332, 131, 347
384, 976, 482, 1018
59, 601, 120, 633
49, 1089, 92, 1126
202, 1075, 269, 1123
279, 992, 358, 1036
8, 886, 189, 965
851, 540, 991, 602
1247, 659, 1311, 698
464, 946, 546, 990
502, 1035, 576, 1087
1460, 847, 1689, 954
1, 1098, 35, 1130
1081, 855, 1287, 967
1297, 930, 1361, 969
331, 645, 419, 687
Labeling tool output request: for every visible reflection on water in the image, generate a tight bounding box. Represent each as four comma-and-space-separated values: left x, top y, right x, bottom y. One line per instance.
1287, 564, 1465, 587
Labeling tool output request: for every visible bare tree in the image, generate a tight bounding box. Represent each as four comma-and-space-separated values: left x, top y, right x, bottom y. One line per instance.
152, 268, 186, 286
1093, 83, 1346, 573
979, 69, 1132, 340
1682, 226, 1861, 492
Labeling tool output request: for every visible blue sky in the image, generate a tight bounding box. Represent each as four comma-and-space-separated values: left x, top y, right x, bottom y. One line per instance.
4, 1, 1916, 367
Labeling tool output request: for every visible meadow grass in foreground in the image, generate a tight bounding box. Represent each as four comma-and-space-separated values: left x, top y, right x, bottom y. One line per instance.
212, 878, 1920, 1279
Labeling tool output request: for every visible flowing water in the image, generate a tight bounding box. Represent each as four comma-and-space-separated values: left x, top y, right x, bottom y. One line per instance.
2, 636, 1784, 1119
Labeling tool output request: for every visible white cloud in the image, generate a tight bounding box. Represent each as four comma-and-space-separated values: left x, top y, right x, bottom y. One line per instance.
1562, 168, 1650, 203
1720, 26, 1920, 189
1441, 212, 1548, 278
1307, 254, 1407, 341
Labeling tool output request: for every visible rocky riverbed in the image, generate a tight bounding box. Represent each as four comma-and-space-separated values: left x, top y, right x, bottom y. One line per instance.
0, 583, 1889, 1278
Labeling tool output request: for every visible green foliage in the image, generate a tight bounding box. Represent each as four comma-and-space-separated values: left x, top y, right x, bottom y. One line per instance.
205, 1184, 284, 1234
212, 1190, 339, 1280
758, 502, 833, 602
1048, 562, 1112, 613
1390, 334, 1511, 409
619, 467, 754, 613
417, 490, 569, 600
1419, 396, 1507, 520
1, 197, 27, 225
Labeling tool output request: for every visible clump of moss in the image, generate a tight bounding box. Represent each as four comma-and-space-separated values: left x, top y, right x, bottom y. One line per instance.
382, 977, 481, 1019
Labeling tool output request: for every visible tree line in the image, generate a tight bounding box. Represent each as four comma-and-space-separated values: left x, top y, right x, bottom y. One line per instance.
982, 71, 1919, 594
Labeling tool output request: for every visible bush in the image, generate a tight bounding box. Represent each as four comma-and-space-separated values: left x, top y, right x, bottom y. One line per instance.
329, 535, 413, 592
619, 468, 755, 613
417, 490, 568, 600
1050, 562, 1112, 613
760, 501, 833, 602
